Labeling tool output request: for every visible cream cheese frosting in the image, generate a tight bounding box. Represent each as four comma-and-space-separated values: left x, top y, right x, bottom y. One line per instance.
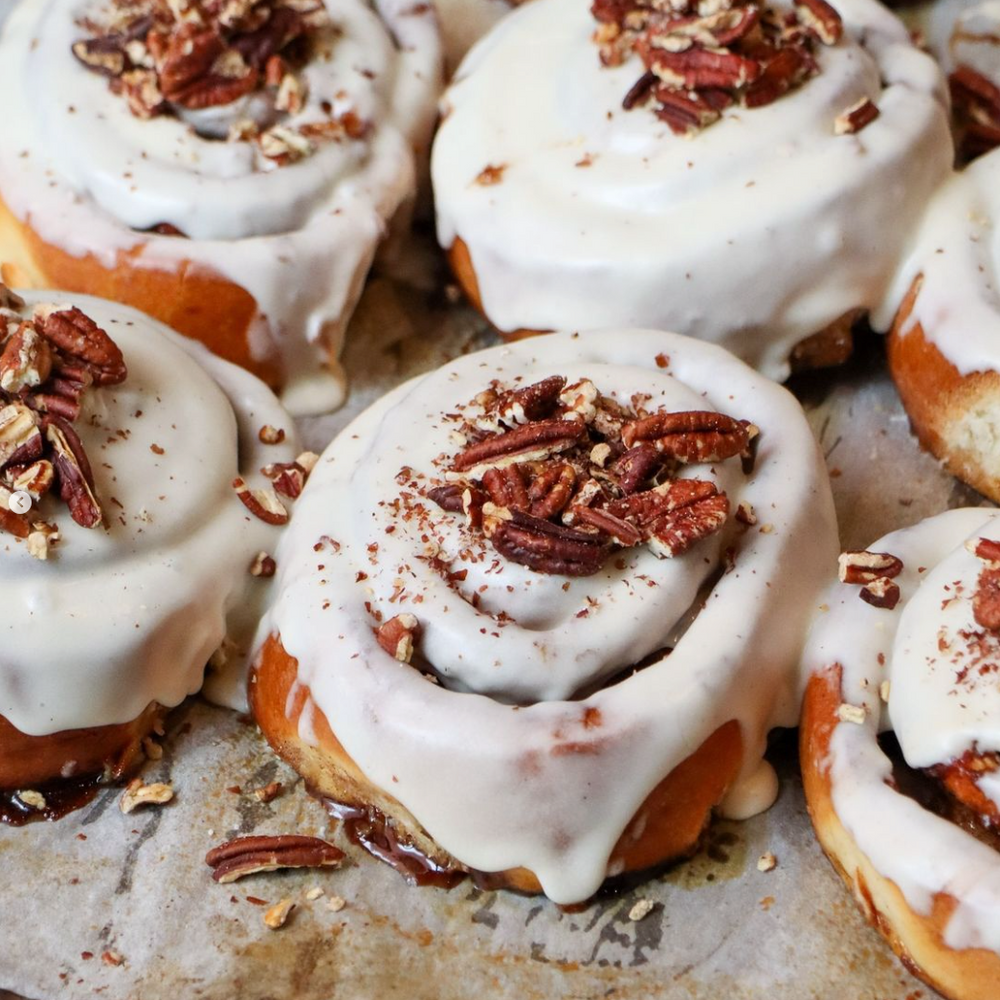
876, 146, 1000, 379
0, 292, 300, 737
0, 0, 442, 416
432, 0, 953, 381
803, 508, 1000, 952
258, 328, 838, 903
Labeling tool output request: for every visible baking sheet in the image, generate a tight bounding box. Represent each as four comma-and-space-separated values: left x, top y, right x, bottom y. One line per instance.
0, 251, 984, 1000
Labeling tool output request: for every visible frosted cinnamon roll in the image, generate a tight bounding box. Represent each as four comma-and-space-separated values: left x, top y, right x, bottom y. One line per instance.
0, 0, 442, 416
801, 509, 1000, 1000
250, 328, 837, 903
432, 0, 952, 381
880, 148, 1000, 504
0, 288, 303, 822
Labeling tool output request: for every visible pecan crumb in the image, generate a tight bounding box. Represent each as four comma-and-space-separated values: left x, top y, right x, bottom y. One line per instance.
326, 894, 347, 912
836, 702, 867, 725
757, 852, 778, 872
628, 898, 656, 921
250, 551, 277, 577
252, 781, 284, 803
17, 789, 47, 811
264, 898, 295, 930
475, 163, 507, 186
259, 424, 286, 445
834, 97, 879, 135
119, 779, 174, 814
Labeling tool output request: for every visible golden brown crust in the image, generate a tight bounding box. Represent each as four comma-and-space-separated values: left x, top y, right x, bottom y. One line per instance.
0, 191, 284, 390
251, 631, 745, 898
887, 275, 1000, 504
446, 236, 856, 366
0, 701, 162, 790
801, 666, 1000, 1000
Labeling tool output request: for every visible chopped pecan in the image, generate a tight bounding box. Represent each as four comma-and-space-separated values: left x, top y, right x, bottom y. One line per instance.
838, 550, 903, 584
250, 551, 277, 577
613, 443, 663, 494
0, 402, 42, 468
528, 463, 577, 519
6, 459, 54, 500
119, 779, 173, 814
496, 375, 566, 426
859, 578, 901, 611
0, 489, 29, 539
482, 465, 530, 511
206, 835, 344, 884
622, 410, 756, 464
233, 477, 289, 525
427, 484, 464, 513
377, 613, 420, 663
794, 0, 843, 45
0, 323, 52, 392
834, 97, 879, 135
262, 460, 307, 499
572, 506, 643, 547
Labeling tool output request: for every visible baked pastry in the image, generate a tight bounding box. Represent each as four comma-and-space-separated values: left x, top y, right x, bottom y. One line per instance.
882, 147, 1000, 504
0, 287, 303, 821
250, 328, 837, 903
801, 509, 1000, 1000
432, 0, 953, 381
0, 0, 442, 416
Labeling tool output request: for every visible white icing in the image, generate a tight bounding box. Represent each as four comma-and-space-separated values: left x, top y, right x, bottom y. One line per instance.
803, 507, 1000, 953
877, 147, 1000, 380
0, 292, 300, 735
0, 0, 442, 415
432, 0, 953, 382
260, 328, 838, 903
913, 0, 1000, 85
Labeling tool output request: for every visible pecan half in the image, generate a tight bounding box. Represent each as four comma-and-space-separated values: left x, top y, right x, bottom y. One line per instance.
491, 510, 611, 576
621, 410, 757, 464
34, 306, 127, 386
612, 443, 663, 494
453, 419, 587, 473
206, 835, 345, 883
45, 417, 103, 529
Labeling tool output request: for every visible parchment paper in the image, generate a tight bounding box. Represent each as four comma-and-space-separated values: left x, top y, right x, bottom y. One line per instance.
0, 250, 982, 1000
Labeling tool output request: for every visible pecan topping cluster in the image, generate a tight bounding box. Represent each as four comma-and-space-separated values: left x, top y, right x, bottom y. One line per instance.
838, 549, 903, 609
950, 65, 1000, 162
427, 375, 758, 577
592, 0, 848, 136
0, 287, 127, 549
72, 0, 367, 165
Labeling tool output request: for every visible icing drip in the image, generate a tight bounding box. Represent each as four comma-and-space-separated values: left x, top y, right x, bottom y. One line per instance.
260, 329, 837, 903
0, 292, 300, 734
0, 0, 442, 415
803, 508, 1000, 953
432, 0, 952, 381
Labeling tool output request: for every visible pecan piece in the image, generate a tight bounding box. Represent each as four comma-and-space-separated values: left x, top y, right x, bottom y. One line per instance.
835, 97, 879, 135
452, 418, 587, 473
622, 410, 756, 464
490, 510, 610, 577
233, 477, 289, 525
969, 537, 1000, 563
613, 443, 663, 494
640, 43, 762, 90
158, 25, 226, 100
72, 38, 127, 77
0, 323, 52, 392
45, 417, 103, 529
794, 0, 843, 45
482, 465, 530, 512
859, 577, 901, 611
206, 835, 345, 884
0, 489, 29, 538
0, 402, 42, 469
975, 566, 1000, 630
838, 550, 903, 584
427, 484, 464, 513
262, 460, 307, 499
571, 506, 643, 547
496, 375, 566, 425
377, 613, 420, 663
528, 463, 577, 519
34, 306, 127, 386
6, 459, 54, 501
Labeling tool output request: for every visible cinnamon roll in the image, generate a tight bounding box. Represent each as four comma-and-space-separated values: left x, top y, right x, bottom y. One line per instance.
0, 288, 302, 821
431, 0, 952, 381
250, 328, 837, 903
801, 509, 1000, 1000
881, 147, 1000, 504
0, 0, 442, 416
